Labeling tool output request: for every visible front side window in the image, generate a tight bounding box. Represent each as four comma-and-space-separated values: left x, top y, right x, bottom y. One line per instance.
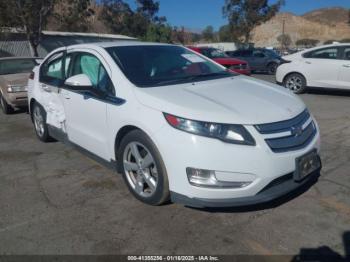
304, 48, 339, 59
69, 53, 115, 96
0, 59, 36, 75
106, 45, 233, 87
253, 50, 266, 58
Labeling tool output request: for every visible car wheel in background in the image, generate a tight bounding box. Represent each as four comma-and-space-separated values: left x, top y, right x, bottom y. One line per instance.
118, 130, 170, 206
0, 93, 14, 114
283, 73, 307, 94
32, 103, 54, 142
267, 62, 278, 75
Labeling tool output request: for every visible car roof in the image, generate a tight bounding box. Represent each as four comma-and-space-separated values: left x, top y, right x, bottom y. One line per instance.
67, 41, 175, 50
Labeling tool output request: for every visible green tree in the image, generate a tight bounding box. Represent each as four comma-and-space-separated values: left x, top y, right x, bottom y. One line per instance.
99, 0, 162, 39
218, 25, 235, 42
144, 23, 172, 43
52, 0, 94, 32
223, 0, 284, 43
0, 0, 56, 57
277, 34, 291, 49
202, 25, 214, 42
295, 39, 319, 48
340, 38, 350, 43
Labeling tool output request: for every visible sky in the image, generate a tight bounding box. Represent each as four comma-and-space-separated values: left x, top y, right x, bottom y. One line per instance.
125, 0, 350, 31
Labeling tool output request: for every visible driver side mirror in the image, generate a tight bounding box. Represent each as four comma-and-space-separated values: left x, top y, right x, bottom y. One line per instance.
64, 74, 104, 98
65, 74, 93, 89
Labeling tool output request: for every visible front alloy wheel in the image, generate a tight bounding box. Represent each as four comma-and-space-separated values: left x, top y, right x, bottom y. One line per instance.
123, 142, 158, 198
119, 130, 170, 205
284, 73, 307, 94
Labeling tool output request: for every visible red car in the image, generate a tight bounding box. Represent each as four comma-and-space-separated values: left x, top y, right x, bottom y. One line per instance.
187, 46, 251, 75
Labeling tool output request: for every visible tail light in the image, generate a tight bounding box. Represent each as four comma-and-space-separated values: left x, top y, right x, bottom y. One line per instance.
29, 71, 35, 80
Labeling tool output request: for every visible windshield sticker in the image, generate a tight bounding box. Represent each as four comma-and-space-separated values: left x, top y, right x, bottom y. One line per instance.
181, 54, 206, 63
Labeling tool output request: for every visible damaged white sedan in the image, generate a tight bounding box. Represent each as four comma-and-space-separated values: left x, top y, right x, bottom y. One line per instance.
28, 42, 321, 208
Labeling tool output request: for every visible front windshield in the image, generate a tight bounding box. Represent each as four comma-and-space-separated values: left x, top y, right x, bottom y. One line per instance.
106, 45, 234, 87
0, 59, 36, 75
202, 48, 229, 59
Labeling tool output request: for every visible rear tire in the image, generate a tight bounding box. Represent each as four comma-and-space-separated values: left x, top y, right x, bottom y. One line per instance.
118, 130, 170, 206
0, 93, 14, 114
283, 73, 307, 94
32, 103, 54, 142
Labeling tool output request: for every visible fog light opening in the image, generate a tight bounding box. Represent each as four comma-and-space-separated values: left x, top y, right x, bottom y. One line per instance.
186, 168, 252, 189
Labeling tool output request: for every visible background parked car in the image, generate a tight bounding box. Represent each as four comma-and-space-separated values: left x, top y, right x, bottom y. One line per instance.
276, 43, 350, 94
0, 57, 38, 114
187, 46, 251, 75
226, 48, 285, 75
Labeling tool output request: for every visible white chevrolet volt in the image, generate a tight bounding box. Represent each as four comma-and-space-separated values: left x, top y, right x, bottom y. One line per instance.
28, 42, 321, 207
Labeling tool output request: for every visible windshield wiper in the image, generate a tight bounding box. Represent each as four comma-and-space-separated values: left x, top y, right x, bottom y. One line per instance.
155, 72, 231, 86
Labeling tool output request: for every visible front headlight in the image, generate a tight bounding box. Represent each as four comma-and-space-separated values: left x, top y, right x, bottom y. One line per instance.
164, 113, 256, 146
7, 85, 28, 93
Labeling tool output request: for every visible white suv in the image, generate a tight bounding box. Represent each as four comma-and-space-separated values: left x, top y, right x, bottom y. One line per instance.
28, 42, 321, 207
276, 43, 350, 94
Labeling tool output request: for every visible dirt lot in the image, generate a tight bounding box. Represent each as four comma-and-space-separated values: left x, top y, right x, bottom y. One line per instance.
0, 74, 350, 256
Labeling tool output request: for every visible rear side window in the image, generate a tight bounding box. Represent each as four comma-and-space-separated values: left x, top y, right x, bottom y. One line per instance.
40, 52, 66, 86
303, 48, 339, 59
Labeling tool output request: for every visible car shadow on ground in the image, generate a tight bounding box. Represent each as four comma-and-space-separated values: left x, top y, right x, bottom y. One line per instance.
8, 107, 28, 115
189, 174, 320, 213
307, 87, 350, 97
291, 231, 350, 262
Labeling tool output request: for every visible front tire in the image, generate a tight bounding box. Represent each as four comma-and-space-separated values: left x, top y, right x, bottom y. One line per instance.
0, 93, 14, 114
118, 130, 170, 206
283, 73, 307, 94
267, 62, 278, 75
32, 103, 53, 142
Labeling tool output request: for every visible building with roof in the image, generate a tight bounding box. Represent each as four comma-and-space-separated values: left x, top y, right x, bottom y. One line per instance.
0, 30, 136, 58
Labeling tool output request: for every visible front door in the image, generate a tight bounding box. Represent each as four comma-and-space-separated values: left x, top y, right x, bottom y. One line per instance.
61, 50, 116, 160
302, 47, 341, 88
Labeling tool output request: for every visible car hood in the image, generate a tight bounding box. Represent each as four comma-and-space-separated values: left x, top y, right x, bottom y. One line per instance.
213, 58, 247, 65
0, 73, 30, 86
134, 76, 305, 125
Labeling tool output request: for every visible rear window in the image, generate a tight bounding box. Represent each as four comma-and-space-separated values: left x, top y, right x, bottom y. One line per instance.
0, 59, 36, 75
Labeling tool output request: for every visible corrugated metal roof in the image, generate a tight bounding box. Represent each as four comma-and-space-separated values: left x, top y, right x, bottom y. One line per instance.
0, 31, 137, 58
0, 41, 32, 57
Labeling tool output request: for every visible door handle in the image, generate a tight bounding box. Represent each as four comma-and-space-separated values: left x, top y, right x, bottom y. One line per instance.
41, 84, 51, 92
305, 61, 312, 64
343, 64, 350, 68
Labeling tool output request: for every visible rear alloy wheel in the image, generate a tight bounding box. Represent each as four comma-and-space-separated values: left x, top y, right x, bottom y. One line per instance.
0, 93, 14, 114
119, 130, 170, 205
284, 73, 307, 94
32, 103, 53, 142
267, 62, 278, 75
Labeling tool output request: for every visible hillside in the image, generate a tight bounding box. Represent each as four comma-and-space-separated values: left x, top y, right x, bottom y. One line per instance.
251, 7, 350, 47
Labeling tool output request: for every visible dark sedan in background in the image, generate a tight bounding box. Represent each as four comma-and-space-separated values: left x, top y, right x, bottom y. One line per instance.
226, 48, 286, 75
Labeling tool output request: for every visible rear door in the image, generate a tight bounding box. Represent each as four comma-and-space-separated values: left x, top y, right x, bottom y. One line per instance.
60, 49, 115, 160
38, 50, 69, 130
302, 47, 342, 88
337, 46, 350, 89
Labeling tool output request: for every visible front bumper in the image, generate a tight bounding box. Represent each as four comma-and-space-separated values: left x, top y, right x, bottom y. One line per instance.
153, 121, 321, 207
171, 169, 321, 208
6, 92, 28, 107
